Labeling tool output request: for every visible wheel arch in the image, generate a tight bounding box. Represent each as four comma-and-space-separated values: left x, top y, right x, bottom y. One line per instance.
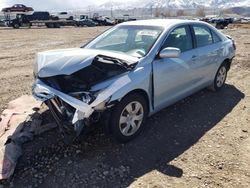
121, 89, 151, 114
107, 88, 150, 142
221, 58, 232, 71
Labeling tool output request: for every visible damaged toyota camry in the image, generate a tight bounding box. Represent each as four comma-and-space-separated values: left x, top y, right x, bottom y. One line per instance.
32, 19, 236, 143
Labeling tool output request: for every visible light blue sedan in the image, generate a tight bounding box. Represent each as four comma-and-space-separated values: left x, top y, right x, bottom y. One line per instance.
32, 19, 236, 143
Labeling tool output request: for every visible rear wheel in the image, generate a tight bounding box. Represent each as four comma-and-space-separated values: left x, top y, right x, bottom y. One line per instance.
54, 23, 61, 28
46, 23, 54, 28
13, 23, 20, 29
209, 64, 228, 91
109, 93, 148, 143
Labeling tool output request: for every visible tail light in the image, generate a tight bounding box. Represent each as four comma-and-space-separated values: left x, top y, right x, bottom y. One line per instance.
226, 35, 236, 50
232, 39, 236, 50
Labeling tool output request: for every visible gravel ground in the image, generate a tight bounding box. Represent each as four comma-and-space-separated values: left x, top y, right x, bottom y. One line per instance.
0, 25, 249, 188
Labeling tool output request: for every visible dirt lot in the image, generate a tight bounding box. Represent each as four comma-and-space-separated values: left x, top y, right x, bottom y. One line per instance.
0, 26, 249, 188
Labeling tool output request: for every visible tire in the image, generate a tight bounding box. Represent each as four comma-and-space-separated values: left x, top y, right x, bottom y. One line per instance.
46, 23, 54, 28
109, 93, 148, 143
13, 23, 20, 29
209, 64, 228, 91
54, 23, 61, 28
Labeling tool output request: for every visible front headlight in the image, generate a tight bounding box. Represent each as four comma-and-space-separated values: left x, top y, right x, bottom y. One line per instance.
69, 92, 96, 104
32, 82, 54, 101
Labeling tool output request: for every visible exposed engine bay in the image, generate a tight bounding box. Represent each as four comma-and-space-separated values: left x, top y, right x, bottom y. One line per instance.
39, 55, 134, 93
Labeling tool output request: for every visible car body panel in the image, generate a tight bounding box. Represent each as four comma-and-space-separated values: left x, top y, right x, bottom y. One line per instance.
153, 48, 204, 111
35, 48, 139, 78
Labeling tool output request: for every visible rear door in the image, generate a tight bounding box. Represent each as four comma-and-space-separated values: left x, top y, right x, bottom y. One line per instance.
191, 24, 223, 83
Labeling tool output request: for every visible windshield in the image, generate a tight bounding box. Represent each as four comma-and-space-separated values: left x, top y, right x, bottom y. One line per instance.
84, 25, 164, 58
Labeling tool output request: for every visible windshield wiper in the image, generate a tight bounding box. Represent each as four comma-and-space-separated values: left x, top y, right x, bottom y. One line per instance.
94, 55, 137, 70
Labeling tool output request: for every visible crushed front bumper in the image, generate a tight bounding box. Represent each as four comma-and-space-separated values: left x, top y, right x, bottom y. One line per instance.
32, 76, 131, 140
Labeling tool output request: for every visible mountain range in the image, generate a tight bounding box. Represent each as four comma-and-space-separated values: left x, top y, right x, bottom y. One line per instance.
98, 0, 250, 10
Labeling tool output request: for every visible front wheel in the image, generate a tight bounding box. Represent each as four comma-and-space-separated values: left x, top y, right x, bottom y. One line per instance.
209, 64, 228, 91
109, 93, 148, 143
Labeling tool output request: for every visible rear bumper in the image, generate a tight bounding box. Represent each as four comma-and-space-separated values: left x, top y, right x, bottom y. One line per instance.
227, 56, 235, 71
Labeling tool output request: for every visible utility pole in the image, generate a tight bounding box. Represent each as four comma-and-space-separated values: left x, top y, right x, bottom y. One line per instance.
111, 6, 113, 18
88, 6, 91, 18
150, 5, 153, 18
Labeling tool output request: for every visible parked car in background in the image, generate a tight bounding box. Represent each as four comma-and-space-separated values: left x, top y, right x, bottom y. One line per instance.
241, 18, 250, 23
76, 18, 97, 27
0, 19, 6, 27
224, 17, 234, 23
54, 12, 74, 20
79, 15, 88, 20
215, 19, 230, 29
93, 16, 115, 26
1, 4, 33, 12
115, 15, 137, 24
26, 12, 58, 21
32, 19, 236, 143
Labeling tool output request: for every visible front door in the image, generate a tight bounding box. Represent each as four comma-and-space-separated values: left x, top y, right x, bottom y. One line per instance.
153, 25, 199, 111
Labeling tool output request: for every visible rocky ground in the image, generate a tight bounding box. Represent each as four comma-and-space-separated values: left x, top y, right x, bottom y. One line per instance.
0, 25, 249, 188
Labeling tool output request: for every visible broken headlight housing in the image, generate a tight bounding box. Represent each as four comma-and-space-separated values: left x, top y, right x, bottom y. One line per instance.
32, 82, 54, 101
69, 91, 96, 104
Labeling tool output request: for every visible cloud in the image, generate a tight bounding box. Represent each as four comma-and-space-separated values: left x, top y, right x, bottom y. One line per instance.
0, 0, 98, 11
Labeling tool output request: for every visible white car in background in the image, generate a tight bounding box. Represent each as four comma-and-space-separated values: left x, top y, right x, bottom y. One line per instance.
53, 12, 74, 20
98, 16, 115, 25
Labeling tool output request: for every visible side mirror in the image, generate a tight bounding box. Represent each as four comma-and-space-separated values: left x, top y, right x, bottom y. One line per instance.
159, 47, 181, 59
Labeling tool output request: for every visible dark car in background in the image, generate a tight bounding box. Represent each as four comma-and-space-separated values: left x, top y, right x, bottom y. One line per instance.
26, 12, 58, 21
76, 19, 97, 27
215, 19, 230, 29
0, 19, 6, 27
2, 4, 34, 12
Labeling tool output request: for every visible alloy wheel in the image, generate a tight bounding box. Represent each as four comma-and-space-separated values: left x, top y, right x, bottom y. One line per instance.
216, 66, 227, 88
119, 101, 144, 136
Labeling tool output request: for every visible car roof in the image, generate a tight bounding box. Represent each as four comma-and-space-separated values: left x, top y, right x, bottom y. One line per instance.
119, 19, 205, 29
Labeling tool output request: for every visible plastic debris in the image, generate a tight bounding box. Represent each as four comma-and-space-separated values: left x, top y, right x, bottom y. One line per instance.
0, 95, 57, 179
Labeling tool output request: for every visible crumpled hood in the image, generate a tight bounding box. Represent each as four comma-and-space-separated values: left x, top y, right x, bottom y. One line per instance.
35, 48, 138, 78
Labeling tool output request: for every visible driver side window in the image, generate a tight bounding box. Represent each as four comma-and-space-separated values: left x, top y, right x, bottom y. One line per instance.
162, 25, 193, 53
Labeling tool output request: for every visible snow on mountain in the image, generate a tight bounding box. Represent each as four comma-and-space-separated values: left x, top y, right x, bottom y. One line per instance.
98, 0, 250, 10
98, 0, 137, 10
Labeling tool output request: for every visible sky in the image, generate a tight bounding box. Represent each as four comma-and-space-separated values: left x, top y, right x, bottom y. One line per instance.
0, 0, 113, 11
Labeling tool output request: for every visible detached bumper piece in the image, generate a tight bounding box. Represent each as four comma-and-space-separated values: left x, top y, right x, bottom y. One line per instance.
45, 100, 81, 144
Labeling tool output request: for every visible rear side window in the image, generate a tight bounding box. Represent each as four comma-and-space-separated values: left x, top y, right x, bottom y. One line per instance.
162, 26, 193, 52
193, 25, 213, 47
211, 30, 221, 43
